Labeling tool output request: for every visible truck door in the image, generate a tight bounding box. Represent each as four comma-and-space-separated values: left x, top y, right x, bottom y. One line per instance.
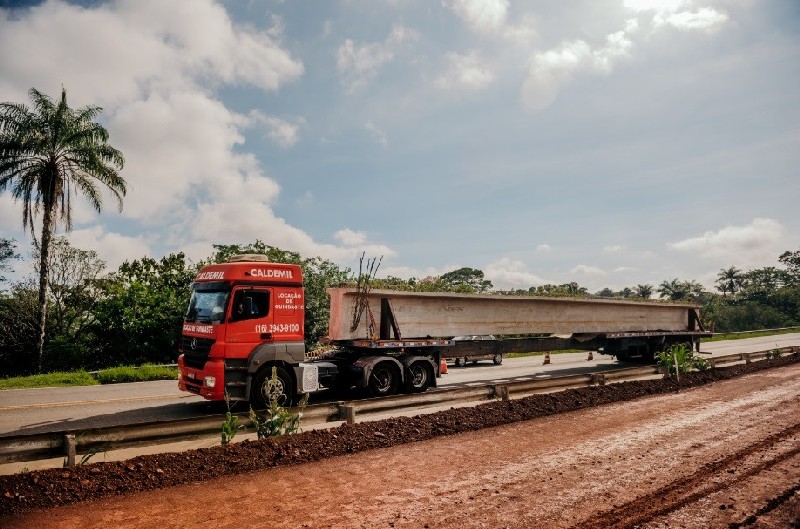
225, 287, 273, 356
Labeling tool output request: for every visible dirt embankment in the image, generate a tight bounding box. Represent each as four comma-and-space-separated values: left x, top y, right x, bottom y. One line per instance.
2, 354, 800, 527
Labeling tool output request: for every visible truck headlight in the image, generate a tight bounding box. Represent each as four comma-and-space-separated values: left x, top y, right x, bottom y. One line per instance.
204, 376, 216, 388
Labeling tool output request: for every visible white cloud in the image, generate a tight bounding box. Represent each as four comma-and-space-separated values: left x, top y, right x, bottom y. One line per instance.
536, 243, 552, 252
337, 25, 417, 93
444, 0, 509, 34
623, 0, 688, 13
67, 226, 152, 270
0, 195, 22, 232
334, 229, 368, 246
296, 191, 315, 208
520, 0, 729, 111
654, 8, 728, 32
484, 258, 547, 289
435, 51, 495, 90
570, 264, 607, 276
365, 121, 389, 146
603, 245, 623, 253
668, 218, 786, 266
521, 29, 634, 110
249, 111, 302, 148
0, 0, 303, 107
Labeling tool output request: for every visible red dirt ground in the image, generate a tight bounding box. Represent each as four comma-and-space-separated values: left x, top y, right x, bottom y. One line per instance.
2, 354, 799, 528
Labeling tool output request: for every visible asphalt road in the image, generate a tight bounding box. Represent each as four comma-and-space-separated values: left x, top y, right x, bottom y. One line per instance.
1, 333, 798, 437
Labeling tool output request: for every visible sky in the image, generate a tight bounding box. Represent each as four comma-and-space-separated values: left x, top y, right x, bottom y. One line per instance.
0, 0, 798, 293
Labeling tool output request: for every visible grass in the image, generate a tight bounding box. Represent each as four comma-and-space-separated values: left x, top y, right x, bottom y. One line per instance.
704, 327, 800, 342
93, 364, 178, 384
0, 364, 178, 390
0, 370, 99, 389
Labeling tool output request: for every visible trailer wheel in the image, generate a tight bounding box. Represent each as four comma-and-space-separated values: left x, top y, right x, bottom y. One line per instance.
251, 365, 294, 409
492, 354, 503, 365
405, 361, 434, 393
367, 362, 399, 397
454, 357, 466, 367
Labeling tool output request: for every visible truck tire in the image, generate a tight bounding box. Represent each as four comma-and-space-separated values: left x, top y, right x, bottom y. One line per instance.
404, 360, 434, 393
367, 362, 399, 397
454, 357, 466, 367
492, 354, 503, 365
251, 365, 295, 409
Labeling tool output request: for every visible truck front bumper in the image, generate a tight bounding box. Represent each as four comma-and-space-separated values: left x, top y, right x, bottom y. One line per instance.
178, 356, 226, 401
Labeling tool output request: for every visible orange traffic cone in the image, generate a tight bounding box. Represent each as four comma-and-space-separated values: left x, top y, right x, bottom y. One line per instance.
587, 351, 594, 361
440, 357, 448, 374
543, 352, 551, 365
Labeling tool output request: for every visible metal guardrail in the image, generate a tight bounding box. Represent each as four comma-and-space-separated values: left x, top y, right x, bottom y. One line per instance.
1, 347, 796, 466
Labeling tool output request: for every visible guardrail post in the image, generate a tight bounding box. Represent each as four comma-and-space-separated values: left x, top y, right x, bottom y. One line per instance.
742, 353, 752, 364
709, 359, 716, 369
339, 404, 356, 425
591, 373, 605, 386
64, 434, 76, 467
497, 385, 509, 402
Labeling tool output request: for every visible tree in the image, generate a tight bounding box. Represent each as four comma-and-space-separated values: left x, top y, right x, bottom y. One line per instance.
33, 237, 106, 370
633, 284, 653, 299
0, 87, 126, 371
0, 238, 18, 286
779, 249, 800, 284
531, 282, 589, 297
0, 280, 40, 375
741, 267, 790, 302
90, 253, 194, 367
658, 278, 690, 301
440, 267, 493, 293
715, 266, 745, 297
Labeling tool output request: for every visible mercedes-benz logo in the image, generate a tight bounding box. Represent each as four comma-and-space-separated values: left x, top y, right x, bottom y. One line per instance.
190, 338, 197, 350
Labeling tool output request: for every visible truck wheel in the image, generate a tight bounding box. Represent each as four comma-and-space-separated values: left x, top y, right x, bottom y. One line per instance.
492, 354, 503, 365
367, 362, 399, 397
251, 366, 294, 409
454, 357, 465, 367
405, 361, 434, 393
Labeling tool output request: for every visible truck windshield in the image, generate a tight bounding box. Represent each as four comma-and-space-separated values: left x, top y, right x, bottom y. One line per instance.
185, 289, 230, 323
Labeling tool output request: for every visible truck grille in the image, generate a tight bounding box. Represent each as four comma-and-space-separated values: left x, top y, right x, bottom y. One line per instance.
181, 336, 215, 369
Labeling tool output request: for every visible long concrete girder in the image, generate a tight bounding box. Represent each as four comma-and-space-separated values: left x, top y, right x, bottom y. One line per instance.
327, 288, 698, 341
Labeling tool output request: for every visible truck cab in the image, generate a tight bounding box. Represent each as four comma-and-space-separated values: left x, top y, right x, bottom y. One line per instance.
177, 255, 315, 407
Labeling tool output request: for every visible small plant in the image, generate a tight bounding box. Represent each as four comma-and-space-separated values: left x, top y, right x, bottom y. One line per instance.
766, 348, 783, 359
249, 368, 309, 439
63, 444, 105, 467
221, 391, 243, 445
693, 356, 710, 371
657, 343, 707, 375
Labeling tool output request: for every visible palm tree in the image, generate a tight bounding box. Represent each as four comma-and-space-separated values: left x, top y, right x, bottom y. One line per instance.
0, 87, 126, 371
634, 284, 653, 299
715, 266, 745, 297
657, 278, 689, 301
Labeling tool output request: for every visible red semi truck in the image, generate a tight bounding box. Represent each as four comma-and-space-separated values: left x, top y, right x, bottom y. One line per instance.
178, 255, 710, 406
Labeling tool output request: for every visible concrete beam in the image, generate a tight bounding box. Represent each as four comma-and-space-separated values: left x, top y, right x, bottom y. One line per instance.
327, 288, 696, 341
